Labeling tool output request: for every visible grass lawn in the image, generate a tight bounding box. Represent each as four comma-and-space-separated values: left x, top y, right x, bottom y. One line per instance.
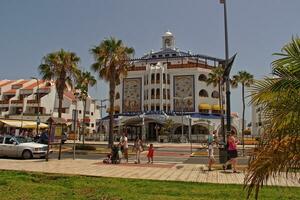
0, 170, 299, 200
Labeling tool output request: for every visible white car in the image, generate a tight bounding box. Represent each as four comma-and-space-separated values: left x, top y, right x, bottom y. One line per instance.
0, 135, 51, 159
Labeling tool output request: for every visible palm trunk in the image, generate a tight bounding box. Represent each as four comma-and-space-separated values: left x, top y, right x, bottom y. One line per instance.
82, 99, 87, 145
108, 76, 116, 148
242, 83, 245, 156
57, 88, 64, 160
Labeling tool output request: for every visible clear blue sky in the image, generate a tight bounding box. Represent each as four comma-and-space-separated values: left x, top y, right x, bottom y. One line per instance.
0, 0, 299, 122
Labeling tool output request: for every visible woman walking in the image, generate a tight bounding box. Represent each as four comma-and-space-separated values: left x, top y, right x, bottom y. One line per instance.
223, 132, 239, 173
133, 137, 143, 164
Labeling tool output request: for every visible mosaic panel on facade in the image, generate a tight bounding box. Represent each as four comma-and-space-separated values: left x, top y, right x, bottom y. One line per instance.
123, 78, 142, 112
173, 75, 194, 112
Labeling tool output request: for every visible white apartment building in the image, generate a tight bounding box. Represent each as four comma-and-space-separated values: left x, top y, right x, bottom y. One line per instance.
102, 32, 241, 142
0, 79, 100, 133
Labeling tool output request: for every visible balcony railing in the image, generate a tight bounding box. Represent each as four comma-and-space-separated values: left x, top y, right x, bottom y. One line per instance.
27, 99, 40, 104
11, 100, 24, 104
0, 100, 9, 104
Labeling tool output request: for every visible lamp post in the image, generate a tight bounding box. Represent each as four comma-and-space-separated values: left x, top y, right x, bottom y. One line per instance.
174, 96, 192, 143
72, 92, 79, 160
97, 99, 108, 141
31, 77, 40, 136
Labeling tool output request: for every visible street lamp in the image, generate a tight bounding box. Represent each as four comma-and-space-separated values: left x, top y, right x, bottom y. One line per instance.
174, 96, 192, 143
96, 99, 108, 140
72, 92, 79, 160
31, 77, 40, 136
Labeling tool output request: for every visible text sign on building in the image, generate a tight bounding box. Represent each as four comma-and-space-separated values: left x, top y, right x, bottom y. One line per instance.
123, 78, 142, 113
173, 75, 195, 112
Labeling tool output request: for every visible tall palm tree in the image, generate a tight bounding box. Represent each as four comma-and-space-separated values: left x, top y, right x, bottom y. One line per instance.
90, 37, 134, 147
206, 66, 225, 138
245, 37, 300, 199
232, 71, 254, 155
75, 71, 96, 144
39, 49, 80, 118
39, 49, 80, 160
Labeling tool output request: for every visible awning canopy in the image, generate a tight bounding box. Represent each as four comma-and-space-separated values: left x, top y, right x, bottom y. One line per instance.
198, 104, 211, 110
211, 104, 224, 111
0, 119, 48, 129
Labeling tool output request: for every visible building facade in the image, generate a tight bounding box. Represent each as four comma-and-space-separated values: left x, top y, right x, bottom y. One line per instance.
0, 79, 100, 133
102, 32, 241, 142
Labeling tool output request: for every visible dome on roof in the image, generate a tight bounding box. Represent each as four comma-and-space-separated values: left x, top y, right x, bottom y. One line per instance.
164, 31, 173, 36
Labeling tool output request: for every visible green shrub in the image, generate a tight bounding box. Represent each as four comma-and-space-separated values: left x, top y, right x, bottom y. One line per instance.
75, 144, 96, 151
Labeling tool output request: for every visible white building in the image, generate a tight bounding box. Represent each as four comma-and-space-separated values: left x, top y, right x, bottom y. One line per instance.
102, 32, 241, 142
0, 79, 100, 133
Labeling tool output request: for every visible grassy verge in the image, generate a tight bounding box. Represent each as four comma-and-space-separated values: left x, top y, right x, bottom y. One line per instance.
0, 170, 299, 200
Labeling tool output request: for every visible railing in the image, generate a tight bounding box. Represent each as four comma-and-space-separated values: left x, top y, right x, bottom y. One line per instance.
0, 100, 9, 104
27, 99, 39, 104
11, 100, 24, 104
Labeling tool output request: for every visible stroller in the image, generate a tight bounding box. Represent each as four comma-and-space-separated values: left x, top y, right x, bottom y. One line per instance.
111, 145, 121, 164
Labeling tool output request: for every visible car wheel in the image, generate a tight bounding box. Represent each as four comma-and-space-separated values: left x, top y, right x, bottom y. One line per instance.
22, 150, 33, 159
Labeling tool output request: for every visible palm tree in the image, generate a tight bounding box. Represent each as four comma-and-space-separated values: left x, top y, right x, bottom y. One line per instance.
206, 67, 225, 138
75, 71, 97, 144
231, 71, 254, 155
245, 37, 300, 199
39, 49, 80, 118
39, 49, 80, 160
90, 37, 134, 147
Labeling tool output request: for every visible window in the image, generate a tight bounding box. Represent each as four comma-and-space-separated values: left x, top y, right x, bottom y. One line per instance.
116, 92, 120, 99
151, 74, 155, 84
0, 136, 3, 144
198, 74, 207, 81
211, 91, 219, 98
5, 137, 14, 144
91, 123, 94, 128
163, 74, 166, 84
156, 105, 160, 111
172, 53, 177, 57
156, 89, 160, 99
199, 90, 208, 97
91, 112, 94, 116
151, 89, 155, 98
151, 105, 155, 111
167, 74, 170, 84
158, 54, 163, 58
165, 54, 169, 57
79, 110, 82, 114
152, 55, 156, 58
156, 74, 160, 83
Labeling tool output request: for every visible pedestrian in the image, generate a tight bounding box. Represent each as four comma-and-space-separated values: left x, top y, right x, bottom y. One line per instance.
120, 132, 128, 163
223, 132, 239, 173
147, 143, 154, 164
133, 137, 143, 164
207, 133, 215, 171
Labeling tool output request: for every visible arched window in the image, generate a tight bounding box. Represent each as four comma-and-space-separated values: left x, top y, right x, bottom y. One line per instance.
198, 74, 207, 81
167, 74, 170, 84
151, 89, 155, 99
115, 92, 120, 99
163, 74, 166, 84
199, 90, 208, 97
212, 91, 219, 98
151, 74, 155, 84
156, 88, 160, 99
156, 74, 160, 84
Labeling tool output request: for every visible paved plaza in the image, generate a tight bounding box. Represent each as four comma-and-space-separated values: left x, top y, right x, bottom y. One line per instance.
0, 158, 299, 187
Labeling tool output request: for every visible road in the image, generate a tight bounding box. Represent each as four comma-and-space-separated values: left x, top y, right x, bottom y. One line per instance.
49, 143, 251, 166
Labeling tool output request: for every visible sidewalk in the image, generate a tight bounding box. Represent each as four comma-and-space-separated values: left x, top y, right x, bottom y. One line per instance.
0, 158, 299, 187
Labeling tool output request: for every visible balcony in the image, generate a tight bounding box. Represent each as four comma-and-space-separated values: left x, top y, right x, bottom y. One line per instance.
0, 100, 9, 104
11, 100, 24, 104
27, 99, 40, 104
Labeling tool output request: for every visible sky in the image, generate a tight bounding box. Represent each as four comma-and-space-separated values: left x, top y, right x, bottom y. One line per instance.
0, 0, 299, 122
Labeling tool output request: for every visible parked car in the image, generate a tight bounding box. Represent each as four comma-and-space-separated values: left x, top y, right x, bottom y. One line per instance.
0, 135, 51, 159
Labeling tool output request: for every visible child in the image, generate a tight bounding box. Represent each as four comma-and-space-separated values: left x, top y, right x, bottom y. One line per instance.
147, 144, 154, 164
207, 133, 216, 171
